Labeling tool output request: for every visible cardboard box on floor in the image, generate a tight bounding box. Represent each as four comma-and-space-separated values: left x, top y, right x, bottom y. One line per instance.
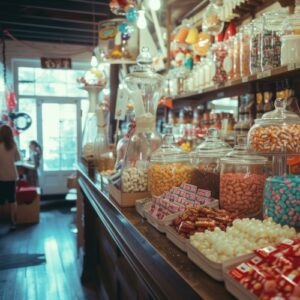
0, 190, 40, 224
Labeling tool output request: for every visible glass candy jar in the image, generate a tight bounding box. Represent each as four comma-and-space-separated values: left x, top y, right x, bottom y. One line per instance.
264, 175, 300, 227
248, 98, 300, 155
212, 42, 228, 84
250, 18, 263, 75
148, 127, 193, 196
281, 6, 300, 65
202, 0, 224, 35
232, 33, 241, 80
121, 48, 162, 193
81, 85, 105, 160
261, 12, 287, 71
93, 101, 115, 173
240, 24, 251, 77
220, 143, 269, 217
190, 128, 232, 199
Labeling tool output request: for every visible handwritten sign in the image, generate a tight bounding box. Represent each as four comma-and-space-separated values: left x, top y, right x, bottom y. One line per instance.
41, 57, 72, 69
115, 87, 129, 121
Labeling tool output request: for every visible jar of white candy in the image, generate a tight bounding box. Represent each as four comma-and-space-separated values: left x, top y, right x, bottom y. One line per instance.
120, 48, 162, 193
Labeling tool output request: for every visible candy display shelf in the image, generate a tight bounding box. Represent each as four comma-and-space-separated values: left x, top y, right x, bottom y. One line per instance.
171, 64, 300, 104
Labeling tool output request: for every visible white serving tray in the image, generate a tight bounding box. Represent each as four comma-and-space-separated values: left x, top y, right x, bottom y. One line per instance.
164, 213, 188, 252
135, 198, 150, 218
186, 241, 253, 282
223, 255, 258, 300
143, 202, 180, 233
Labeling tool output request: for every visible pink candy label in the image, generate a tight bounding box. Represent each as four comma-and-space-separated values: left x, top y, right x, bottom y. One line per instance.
197, 189, 211, 198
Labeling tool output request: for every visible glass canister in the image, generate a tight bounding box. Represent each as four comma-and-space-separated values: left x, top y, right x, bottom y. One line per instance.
248, 98, 300, 155
190, 128, 232, 199
80, 84, 106, 160
121, 48, 162, 193
220, 144, 269, 217
148, 127, 193, 196
250, 18, 263, 75
94, 101, 115, 173
261, 11, 287, 71
232, 33, 241, 80
212, 42, 228, 84
202, 0, 224, 35
264, 175, 300, 227
240, 24, 251, 77
224, 37, 234, 81
281, 7, 300, 66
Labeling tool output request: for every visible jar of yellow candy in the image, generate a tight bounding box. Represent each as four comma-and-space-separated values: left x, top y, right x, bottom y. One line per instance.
148, 126, 193, 196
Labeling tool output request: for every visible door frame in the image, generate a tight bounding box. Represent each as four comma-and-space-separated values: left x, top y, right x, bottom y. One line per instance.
36, 97, 82, 194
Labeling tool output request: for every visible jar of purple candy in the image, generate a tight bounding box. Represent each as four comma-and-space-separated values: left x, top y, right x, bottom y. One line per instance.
264, 175, 300, 227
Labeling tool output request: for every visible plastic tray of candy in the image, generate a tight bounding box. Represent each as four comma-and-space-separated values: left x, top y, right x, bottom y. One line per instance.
186, 241, 253, 282
143, 202, 181, 233
164, 219, 188, 253
163, 200, 220, 253
223, 254, 257, 300
135, 198, 150, 218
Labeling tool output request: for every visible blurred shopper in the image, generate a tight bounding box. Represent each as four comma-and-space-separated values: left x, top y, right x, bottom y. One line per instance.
0, 124, 21, 230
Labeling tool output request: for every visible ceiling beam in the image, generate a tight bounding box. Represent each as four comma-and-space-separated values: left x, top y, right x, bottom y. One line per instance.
0, 19, 95, 33
9, 35, 93, 46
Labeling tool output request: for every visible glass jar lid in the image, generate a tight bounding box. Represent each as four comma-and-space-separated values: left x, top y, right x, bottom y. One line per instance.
223, 136, 268, 164
125, 47, 163, 89
254, 98, 300, 125
193, 128, 232, 157
150, 126, 189, 163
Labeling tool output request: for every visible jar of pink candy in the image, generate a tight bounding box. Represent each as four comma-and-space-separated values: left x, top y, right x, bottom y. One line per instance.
212, 42, 228, 84
220, 143, 269, 217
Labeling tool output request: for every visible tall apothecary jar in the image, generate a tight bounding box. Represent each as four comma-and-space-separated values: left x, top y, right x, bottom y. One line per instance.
120, 48, 162, 193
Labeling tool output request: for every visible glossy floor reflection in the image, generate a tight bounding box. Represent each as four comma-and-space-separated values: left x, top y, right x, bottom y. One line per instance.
0, 202, 96, 300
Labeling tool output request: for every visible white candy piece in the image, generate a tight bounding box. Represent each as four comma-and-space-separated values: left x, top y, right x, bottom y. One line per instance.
121, 167, 148, 193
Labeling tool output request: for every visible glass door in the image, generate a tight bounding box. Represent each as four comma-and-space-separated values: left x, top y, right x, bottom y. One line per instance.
37, 98, 81, 194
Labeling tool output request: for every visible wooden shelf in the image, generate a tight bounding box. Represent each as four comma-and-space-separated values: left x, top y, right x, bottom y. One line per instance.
171, 64, 300, 104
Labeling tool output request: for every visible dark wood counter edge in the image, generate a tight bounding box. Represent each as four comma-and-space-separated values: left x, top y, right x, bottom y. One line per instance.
77, 165, 203, 300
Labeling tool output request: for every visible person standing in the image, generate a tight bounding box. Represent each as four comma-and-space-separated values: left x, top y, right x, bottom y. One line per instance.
28, 140, 42, 186
0, 124, 21, 230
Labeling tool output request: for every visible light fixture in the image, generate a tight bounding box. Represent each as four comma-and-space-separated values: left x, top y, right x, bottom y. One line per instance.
147, 0, 161, 11
90, 54, 98, 67
137, 10, 147, 29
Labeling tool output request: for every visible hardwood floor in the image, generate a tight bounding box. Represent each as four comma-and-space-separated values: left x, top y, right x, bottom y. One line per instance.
0, 203, 97, 300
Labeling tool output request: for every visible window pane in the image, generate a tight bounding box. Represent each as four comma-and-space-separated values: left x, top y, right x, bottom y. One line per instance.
66, 84, 86, 97
35, 68, 67, 83
18, 98, 37, 158
67, 70, 85, 83
36, 83, 67, 96
19, 83, 35, 95
18, 67, 35, 82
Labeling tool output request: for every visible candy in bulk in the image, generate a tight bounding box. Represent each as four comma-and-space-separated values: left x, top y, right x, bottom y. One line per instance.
261, 12, 287, 71
148, 163, 192, 196
212, 42, 228, 84
190, 218, 297, 263
148, 126, 193, 196
191, 167, 220, 199
250, 18, 263, 75
230, 239, 300, 299
121, 167, 148, 192
220, 173, 267, 216
248, 99, 300, 154
264, 176, 300, 227
171, 206, 236, 239
249, 124, 300, 154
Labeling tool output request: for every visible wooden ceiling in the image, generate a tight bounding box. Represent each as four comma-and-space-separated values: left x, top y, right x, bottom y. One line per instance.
0, 0, 205, 46
0, 0, 112, 45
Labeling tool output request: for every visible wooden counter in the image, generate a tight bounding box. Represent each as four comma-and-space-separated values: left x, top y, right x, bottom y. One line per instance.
77, 164, 235, 300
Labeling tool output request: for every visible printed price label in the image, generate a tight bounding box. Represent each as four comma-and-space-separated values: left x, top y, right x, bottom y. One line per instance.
263, 70, 271, 77
257, 73, 263, 79
114, 86, 128, 120
242, 76, 248, 83
287, 64, 295, 71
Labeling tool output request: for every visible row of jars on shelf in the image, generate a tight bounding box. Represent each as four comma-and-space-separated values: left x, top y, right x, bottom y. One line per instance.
166, 10, 300, 95
119, 98, 300, 226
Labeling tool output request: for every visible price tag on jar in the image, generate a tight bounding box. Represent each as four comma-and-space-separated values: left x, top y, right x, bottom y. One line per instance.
263, 70, 272, 78
242, 76, 248, 83
115, 85, 128, 120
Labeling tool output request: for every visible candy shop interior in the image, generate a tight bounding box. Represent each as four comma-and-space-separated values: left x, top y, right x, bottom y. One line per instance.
0, 0, 300, 299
